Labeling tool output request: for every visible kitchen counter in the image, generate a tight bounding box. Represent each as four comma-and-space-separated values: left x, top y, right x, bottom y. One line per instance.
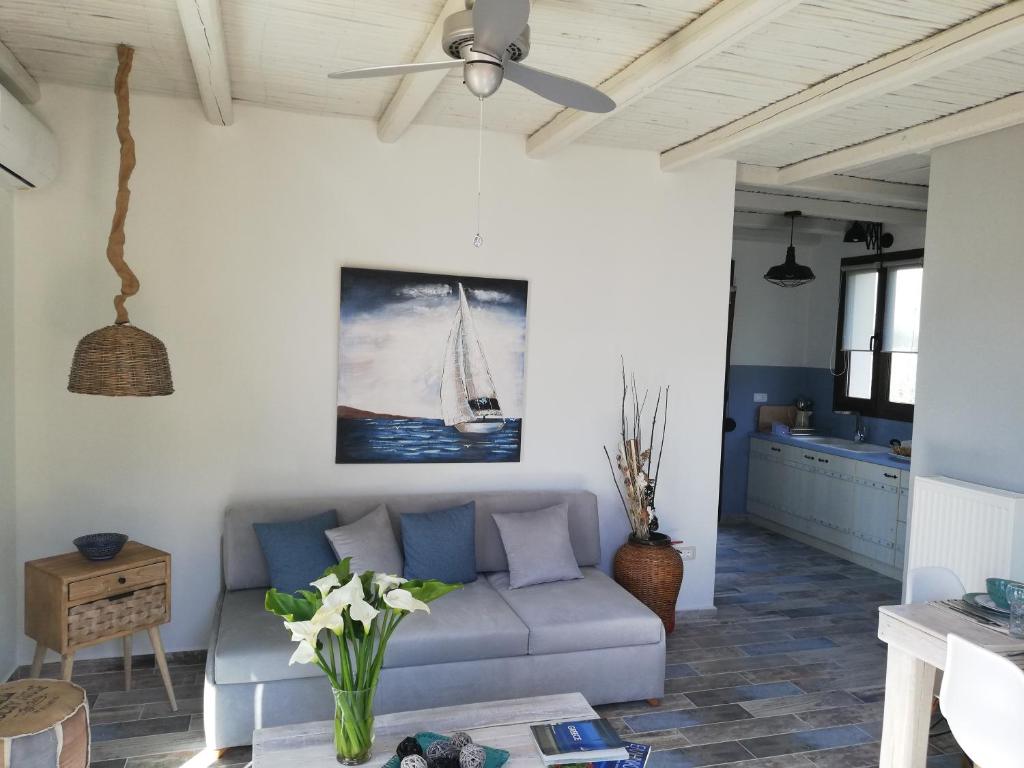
751, 431, 911, 471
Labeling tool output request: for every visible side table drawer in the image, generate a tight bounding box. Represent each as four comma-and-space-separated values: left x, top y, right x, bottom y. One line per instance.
67, 585, 168, 648
68, 562, 167, 603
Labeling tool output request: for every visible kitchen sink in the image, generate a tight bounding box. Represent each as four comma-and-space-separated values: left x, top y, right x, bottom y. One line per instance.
795, 435, 889, 453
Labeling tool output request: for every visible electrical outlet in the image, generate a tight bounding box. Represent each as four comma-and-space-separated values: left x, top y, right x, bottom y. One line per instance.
676, 545, 696, 561
754, 392, 768, 403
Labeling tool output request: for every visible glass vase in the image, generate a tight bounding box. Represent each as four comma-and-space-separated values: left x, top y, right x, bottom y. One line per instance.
332, 687, 375, 765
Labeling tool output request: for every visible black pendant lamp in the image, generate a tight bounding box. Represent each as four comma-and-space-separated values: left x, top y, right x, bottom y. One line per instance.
764, 210, 815, 288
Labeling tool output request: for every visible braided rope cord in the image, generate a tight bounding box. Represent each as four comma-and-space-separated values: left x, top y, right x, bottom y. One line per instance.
108, 44, 140, 325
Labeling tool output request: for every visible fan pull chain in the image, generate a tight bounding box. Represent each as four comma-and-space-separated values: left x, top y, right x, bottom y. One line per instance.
473, 97, 484, 248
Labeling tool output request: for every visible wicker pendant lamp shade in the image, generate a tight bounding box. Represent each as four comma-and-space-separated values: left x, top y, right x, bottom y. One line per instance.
68, 44, 172, 396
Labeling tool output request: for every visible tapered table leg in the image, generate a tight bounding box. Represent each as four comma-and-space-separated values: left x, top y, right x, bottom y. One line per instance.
60, 653, 74, 682
879, 644, 935, 768
148, 627, 177, 711
30, 642, 46, 678
123, 634, 133, 691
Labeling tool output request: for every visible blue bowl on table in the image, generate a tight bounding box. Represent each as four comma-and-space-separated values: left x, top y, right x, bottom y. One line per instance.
986, 577, 1024, 610
73, 532, 128, 561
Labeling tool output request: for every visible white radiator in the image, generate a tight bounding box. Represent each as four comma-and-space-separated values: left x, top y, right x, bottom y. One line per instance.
906, 475, 1024, 592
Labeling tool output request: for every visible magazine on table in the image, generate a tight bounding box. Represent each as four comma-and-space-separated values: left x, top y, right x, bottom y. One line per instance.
530, 719, 630, 765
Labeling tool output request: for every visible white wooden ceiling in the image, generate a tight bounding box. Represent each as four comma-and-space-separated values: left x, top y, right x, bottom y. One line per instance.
2, 0, 1023, 195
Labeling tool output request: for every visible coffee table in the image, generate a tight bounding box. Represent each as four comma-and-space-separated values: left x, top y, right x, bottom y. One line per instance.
252, 692, 597, 768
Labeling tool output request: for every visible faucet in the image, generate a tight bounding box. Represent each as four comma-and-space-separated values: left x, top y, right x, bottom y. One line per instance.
834, 410, 867, 442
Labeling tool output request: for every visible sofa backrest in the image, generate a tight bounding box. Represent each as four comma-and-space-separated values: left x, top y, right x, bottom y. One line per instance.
223, 490, 600, 591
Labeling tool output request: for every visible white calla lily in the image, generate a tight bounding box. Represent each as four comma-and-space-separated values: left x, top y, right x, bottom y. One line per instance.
372, 573, 407, 594
310, 573, 340, 598
288, 640, 318, 665
283, 620, 321, 666
349, 597, 380, 632
383, 588, 430, 614
312, 603, 345, 634
324, 575, 380, 632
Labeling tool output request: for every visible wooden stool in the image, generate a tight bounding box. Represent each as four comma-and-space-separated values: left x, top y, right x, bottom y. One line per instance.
0, 679, 90, 767
24, 542, 177, 711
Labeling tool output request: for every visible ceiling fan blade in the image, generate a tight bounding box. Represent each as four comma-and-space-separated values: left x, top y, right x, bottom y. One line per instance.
328, 60, 460, 79
472, 0, 530, 59
504, 62, 615, 113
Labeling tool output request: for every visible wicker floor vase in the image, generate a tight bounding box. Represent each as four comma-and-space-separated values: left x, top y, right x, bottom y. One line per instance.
613, 533, 684, 633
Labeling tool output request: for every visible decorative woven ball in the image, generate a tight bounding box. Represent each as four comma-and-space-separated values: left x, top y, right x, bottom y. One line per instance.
426, 740, 456, 761
459, 743, 486, 768
429, 756, 460, 768
450, 732, 473, 750
398, 737, 424, 759
402, 756, 428, 768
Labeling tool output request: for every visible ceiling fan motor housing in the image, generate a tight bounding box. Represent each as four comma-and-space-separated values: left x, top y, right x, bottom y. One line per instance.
442, 10, 530, 61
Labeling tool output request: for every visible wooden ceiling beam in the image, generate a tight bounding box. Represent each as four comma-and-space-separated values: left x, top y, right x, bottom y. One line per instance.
176, 0, 234, 126
662, 1, 1024, 172
377, 0, 464, 143
0, 38, 39, 104
525, 0, 803, 159
734, 190, 927, 226
736, 164, 929, 209
777, 91, 1024, 184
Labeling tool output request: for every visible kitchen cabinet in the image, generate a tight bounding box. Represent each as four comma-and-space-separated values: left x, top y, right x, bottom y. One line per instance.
746, 438, 906, 579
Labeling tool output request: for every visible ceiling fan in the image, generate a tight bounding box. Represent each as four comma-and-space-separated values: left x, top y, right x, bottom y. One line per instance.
328, 0, 616, 113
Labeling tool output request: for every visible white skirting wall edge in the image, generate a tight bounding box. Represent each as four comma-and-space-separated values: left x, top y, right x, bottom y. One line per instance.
906, 475, 1024, 592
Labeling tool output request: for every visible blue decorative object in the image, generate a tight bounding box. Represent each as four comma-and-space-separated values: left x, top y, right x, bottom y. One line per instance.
253, 510, 338, 594
401, 504, 477, 583
73, 532, 128, 561
384, 734, 507, 768
986, 578, 1024, 611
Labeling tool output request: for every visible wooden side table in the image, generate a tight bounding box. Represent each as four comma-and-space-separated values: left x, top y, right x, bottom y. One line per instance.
24, 541, 177, 710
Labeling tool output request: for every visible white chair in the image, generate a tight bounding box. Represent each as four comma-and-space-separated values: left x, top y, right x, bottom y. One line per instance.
940, 633, 1024, 768
906, 566, 965, 604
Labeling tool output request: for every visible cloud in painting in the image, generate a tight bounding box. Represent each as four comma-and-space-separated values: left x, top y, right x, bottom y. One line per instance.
394, 284, 452, 299
470, 289, 513, 303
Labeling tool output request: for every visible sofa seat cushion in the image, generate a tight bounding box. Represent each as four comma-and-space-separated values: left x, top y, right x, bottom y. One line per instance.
487, 567, 663, 656
214, 581, 529, 684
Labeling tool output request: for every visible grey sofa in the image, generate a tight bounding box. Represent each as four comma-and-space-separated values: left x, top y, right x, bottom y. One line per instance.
204, 490, 666, 749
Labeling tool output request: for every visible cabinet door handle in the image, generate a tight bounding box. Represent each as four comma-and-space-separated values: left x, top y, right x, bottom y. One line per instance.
770, 446, 781, 453
884, 472, 898, 479
117, 576, 127, 585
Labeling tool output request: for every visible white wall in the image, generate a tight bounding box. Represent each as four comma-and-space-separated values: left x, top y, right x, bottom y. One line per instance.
0, 188, 15, 679
912, 124, 1024, 493
12, 85, 736, 663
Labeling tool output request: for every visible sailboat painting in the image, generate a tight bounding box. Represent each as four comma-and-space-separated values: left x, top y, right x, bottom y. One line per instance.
337, 267, 527, 463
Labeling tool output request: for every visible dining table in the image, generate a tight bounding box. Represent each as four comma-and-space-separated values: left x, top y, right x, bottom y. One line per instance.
877, 600, 1024, 767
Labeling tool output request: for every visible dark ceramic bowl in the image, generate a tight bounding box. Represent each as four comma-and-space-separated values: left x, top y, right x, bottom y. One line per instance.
73, 532, 128, 561
986, 577, 1024, 610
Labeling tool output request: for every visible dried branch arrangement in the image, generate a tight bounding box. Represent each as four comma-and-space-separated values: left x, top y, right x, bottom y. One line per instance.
604, 362, 670, 541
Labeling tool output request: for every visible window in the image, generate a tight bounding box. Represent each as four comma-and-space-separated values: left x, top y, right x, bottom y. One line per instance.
834, 249, 923, 421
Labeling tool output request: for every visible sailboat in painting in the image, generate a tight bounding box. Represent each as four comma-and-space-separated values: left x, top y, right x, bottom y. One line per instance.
441, 283, 507, 434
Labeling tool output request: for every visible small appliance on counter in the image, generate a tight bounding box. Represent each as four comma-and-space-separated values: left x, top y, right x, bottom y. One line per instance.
791, 397, 816, 435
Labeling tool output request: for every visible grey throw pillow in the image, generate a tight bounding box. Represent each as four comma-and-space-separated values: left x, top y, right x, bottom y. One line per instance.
325, 504, 403, 576
492, 503, 583, 589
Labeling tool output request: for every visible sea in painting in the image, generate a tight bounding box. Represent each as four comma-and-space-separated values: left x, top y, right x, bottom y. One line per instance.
336, 268, 528, 464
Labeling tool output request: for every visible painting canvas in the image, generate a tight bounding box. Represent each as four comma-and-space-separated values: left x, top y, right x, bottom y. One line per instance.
337, 267, 528, 463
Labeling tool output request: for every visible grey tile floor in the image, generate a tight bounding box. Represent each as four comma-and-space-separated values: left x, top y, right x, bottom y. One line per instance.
597, 524, 969, 768
10, 523, 969, 767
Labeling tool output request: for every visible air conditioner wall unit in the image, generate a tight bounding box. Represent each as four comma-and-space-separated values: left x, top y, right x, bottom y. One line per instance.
0, 82, 57, 189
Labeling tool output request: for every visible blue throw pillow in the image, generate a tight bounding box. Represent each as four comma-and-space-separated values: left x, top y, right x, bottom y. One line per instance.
254, 510, 339, 594
401, 502, 477, 583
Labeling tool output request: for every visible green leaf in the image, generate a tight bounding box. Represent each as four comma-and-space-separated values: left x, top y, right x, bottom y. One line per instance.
322, 559, 353, 585
265, 589, 316, 621
404, 580, 463, 604
297, 589, 322, 609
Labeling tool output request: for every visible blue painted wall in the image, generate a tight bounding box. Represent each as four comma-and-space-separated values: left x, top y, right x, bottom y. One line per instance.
722, 365, 913, 518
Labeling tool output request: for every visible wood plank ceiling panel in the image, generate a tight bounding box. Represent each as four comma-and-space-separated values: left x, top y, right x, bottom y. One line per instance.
844, 154, 932, 186
0, 0, 197, 96
222, 0, 446, 118
735, 44, 1024, 167
578, 0, 1011, 151
413, 0, 717, 135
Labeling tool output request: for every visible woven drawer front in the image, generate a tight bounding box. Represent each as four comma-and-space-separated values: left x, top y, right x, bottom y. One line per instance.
67, 585, 166, 646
